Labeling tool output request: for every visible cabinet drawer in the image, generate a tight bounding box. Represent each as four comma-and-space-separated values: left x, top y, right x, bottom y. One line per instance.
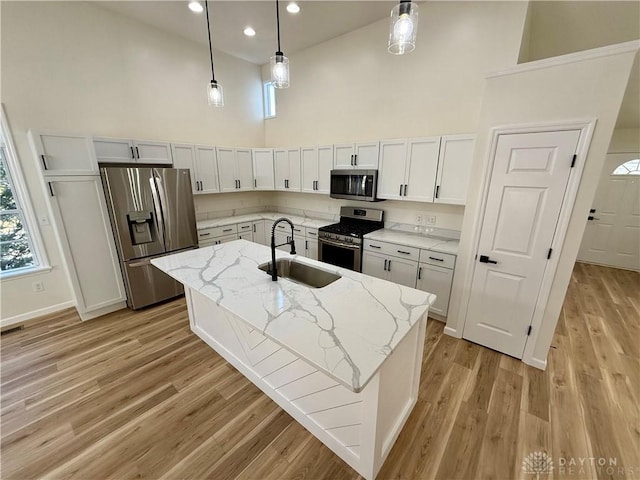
274, 223, 302, 235
237, 222, 253, 233
305, 228, 318, 238
419, 250, 456, 269
198, 224, 238, 240
364, 239, 419, 261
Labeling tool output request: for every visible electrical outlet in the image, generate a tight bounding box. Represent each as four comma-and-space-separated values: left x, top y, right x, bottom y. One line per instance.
415, 214, 422, 225
424, 215, 437, 226
32, 281, 44, 292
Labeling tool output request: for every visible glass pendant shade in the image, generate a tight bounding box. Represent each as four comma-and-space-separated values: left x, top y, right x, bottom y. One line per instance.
207, 80, 224, 107
388, 1, 419, 55
270, 52, 290, 88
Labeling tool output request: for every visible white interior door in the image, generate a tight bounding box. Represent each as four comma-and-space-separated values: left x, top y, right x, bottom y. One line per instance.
463, 130, 580, 358
578, 153, 640, 271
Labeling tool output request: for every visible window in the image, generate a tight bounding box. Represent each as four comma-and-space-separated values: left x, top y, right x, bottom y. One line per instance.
612, 158, 640, 175
263, 82, 276, 119
0, 108, 48, 278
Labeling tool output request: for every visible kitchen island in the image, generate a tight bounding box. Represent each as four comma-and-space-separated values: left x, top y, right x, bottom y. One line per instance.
152, 240, 435, 479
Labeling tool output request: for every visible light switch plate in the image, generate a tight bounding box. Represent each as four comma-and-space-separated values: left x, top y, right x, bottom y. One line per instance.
424, 215, 437, 226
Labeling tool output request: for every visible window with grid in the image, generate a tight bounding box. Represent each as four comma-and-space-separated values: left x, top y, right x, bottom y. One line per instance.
0, 145, 38, 274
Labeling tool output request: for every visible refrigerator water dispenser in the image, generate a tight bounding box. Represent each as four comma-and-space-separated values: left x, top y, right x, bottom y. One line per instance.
127, 211, 155, 245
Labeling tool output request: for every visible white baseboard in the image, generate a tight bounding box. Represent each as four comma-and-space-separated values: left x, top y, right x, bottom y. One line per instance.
443, 326, 462, 338
523, 356, 547, 371
1, 301, 75, 328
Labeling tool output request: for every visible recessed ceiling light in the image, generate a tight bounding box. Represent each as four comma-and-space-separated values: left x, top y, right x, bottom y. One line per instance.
286, 2, 300, 14
188, 1, 203, 13
243, 27, 256, 37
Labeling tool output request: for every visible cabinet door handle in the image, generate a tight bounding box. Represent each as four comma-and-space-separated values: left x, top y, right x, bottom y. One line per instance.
254, 179, 257, 188
130, 146, 135, 160
399, 184, 403, 196
384, 259, 388, 271
418, 267, 422, 280
404, 184, 408, 196
48, 182, 55, 197
135, 146, 140, 159
354, 154, 357, 166
435, 185, 440, 199
369, 244, 381, 249
387, 260, 391, 271
238, 180, 241, 189
305, 240, 308, 250
350, 154, 353, 166
253, 224, 256, 233
222, 228, 233, 233
397, 250, 411, 255
40, 154, 48, 170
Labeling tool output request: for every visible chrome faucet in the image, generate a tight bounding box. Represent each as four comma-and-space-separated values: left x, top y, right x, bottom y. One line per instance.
270, 218, 297, 281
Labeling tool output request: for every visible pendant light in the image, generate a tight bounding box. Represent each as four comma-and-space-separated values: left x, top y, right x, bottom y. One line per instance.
205, 1, 223, 107
388, 0, 419, 55
270, 0, 290, 88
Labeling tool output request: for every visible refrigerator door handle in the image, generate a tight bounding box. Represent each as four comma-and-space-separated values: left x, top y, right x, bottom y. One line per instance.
149, 172, 167, 251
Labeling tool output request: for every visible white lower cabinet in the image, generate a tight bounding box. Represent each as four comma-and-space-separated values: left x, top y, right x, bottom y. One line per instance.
305, 238, 318, 260
252, 221, 266, 245
416, 263, 453, 317
362, 250, 418, 288
45, 176, 126, 319
363, 238, 457, 318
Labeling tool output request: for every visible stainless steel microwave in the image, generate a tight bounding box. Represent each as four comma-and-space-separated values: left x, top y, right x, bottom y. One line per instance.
330, 169, 379, 202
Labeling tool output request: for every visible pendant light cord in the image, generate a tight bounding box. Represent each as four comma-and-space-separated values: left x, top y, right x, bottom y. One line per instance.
205, 1, 216, 81
275, 0, 282, 53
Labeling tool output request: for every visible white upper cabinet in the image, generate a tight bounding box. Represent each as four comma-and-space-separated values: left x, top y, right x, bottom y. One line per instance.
253, 148, 275, 190
171, 144, 198, 193
378, 137, 440, 202
434, 135, 475, 205
378, 139, 408, 200
195, 146, 220, 193
406, 137, 441, 202
93, 137, 172, 165
333, 142, 379, 169
274, 148, 301, 192
217, 147, 254, 192
301, 145, 333, 194
29, 131, 99, 175
171, 144, 220, 194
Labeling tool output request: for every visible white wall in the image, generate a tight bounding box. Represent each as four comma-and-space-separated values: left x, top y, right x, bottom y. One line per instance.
263, 1, 529, 146
0, 1, 264, 322
447, 45, 638, 367
609, 127, 640, 153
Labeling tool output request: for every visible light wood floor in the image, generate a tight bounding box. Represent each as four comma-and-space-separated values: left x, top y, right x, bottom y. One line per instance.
1, 262, 638, 479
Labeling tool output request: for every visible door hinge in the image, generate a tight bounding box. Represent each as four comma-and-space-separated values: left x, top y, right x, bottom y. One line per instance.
527, 325, 532, 336
570, 154, 577, 168
547, 248, 553, 259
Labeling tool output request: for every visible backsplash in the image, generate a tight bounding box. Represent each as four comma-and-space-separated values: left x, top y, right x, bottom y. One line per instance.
194, 191, 462, 240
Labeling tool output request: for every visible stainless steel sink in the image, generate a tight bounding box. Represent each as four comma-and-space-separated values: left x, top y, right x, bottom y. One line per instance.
258, 259, 341, 288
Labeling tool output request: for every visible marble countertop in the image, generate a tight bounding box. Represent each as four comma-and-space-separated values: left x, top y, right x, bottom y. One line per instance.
152, 240, 434, 393
197, 213, 334, 231
364, 229, 459, 255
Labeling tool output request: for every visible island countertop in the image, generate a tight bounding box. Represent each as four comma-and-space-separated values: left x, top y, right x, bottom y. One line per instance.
152, 240, 435, 392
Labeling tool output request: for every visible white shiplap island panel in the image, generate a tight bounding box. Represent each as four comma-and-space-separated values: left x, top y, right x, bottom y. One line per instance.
152, 240, 434, 479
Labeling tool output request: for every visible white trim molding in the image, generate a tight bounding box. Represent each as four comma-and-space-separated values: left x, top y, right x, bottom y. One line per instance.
1, 300, 74, 328
487, 40, 640, 79
453, 119, 596, 370
0, 104, 51, 272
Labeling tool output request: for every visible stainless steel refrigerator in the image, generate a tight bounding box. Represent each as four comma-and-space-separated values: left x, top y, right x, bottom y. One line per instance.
100, 167, 198, 310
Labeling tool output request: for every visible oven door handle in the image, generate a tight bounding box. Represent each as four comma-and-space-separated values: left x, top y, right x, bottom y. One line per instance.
320, 238, 361, 249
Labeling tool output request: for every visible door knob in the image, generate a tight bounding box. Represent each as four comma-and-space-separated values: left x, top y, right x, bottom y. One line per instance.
479, 255, 498, 264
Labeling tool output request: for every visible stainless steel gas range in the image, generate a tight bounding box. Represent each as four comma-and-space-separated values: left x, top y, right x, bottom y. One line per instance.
318, 206, 384, 272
